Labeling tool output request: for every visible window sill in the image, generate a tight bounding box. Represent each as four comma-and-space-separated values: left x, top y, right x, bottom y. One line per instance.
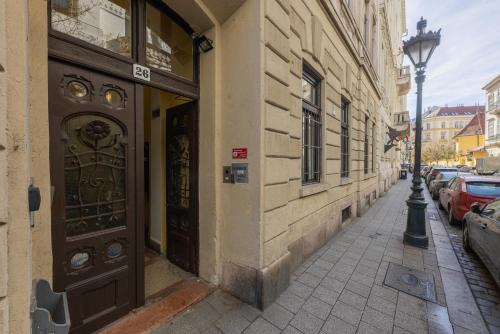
341, 177, 354, 185
300, 182, 330, 198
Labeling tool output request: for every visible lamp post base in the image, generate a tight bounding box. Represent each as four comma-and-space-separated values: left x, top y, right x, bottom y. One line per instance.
404, 198, 429, 248
404, 231, 429, 248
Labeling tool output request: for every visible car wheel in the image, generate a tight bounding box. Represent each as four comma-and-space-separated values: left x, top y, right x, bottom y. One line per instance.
463, 221, 472, 252
448, 206, 457, 226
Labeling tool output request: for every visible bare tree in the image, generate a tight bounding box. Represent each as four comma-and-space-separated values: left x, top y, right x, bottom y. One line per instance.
52, 0, 100, 36
422, 144, 456, 165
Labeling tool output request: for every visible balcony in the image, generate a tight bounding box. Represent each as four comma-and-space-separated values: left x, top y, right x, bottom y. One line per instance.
487, 102, 500, 114
485, 134, 500, 148
393, 111, 410, 127
397, 66, 411, 96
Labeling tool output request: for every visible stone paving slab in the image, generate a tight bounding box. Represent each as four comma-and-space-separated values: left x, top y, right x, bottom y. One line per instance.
152, 179, 490, 334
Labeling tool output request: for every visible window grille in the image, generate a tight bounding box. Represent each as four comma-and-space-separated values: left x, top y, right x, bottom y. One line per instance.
341, 98, 350, 178
301, 67, 322, 184
364, 116, 369, 174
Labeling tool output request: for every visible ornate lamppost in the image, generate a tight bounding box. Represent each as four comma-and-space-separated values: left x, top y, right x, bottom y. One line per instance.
403, 18, 441, 248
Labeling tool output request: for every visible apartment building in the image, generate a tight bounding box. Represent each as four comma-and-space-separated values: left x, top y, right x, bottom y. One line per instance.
484, 75, 500, 156
422, 105, 483, 152
0, 0, 409, 332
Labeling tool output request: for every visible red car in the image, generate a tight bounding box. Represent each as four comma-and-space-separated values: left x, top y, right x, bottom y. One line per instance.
438, 175, 500, 225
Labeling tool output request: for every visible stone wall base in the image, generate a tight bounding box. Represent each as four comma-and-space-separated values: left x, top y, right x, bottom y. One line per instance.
0, 297, 7, 334
221, 252, 291, 310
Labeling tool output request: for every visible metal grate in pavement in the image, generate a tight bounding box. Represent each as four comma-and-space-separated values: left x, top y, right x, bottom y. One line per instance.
384, 262, 437, 302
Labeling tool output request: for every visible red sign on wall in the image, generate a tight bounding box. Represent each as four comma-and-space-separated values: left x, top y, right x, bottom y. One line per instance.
232, 148, 248, 159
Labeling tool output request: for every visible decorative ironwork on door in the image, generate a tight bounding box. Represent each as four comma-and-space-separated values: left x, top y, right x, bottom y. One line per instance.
64, 115, 127, 237
167, 134, 190, 209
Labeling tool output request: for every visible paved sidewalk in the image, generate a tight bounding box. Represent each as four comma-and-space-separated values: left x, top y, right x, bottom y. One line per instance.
152, 178, 489, 334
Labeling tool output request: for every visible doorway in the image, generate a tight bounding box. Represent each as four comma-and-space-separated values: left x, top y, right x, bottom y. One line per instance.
49, 61, 138, 334
143, 86, 198, 300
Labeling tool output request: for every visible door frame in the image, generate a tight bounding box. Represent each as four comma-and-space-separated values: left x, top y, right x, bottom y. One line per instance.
47, 0, 201, 311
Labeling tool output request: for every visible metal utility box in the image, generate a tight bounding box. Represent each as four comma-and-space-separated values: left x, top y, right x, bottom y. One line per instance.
400, 169, 408, 179
31, 279, 71, 334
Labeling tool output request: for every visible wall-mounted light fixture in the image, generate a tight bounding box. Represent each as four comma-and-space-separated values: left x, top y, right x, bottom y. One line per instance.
195, 35, 214, 53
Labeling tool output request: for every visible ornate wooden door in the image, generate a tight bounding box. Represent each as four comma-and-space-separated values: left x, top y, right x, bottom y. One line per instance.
166, 102, 198, 274
49, 60, 137, 333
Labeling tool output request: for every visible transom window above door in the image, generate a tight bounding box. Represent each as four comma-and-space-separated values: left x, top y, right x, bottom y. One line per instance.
51, 0, 133, 57
50, 0, 196, 81
146, 2, 194, 80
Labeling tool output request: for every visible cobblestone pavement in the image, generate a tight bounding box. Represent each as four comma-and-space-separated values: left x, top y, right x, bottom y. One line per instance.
429, 192, 500, 333
152, 179, 488, 334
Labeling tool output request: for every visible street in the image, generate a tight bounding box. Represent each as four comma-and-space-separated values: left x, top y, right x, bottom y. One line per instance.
147, 178, 497, 334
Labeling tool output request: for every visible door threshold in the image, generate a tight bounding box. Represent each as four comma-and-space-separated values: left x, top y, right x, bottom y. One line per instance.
97, 278, 212, 334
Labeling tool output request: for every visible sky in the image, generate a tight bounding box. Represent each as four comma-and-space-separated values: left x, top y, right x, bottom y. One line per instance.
404, 0, 500, 117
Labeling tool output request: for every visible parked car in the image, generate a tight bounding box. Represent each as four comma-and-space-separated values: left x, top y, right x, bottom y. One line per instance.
421, 166, 431, 178
429, 171, 466, 200
463, 199, 500, 287
458, 166, 473, 173
439, 175, 500, 225
426, 167, 458, 187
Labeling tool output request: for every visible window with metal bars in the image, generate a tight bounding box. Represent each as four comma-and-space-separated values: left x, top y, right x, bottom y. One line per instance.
341, 98, 350, 178
364, 115, 369, 174
371, 122, 376, 173
301, 67, 322, 184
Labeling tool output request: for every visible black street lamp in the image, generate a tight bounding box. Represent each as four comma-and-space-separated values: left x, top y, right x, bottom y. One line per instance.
403, 17, 441, 248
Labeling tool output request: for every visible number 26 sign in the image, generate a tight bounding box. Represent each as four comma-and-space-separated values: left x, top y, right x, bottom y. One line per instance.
133, 64, 151, 82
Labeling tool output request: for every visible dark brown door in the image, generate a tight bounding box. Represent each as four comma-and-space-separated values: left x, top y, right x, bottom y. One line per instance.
166, 102, 198, 274
49, 60, 137, 333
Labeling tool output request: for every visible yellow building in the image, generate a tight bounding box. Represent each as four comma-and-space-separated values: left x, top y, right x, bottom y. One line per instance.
454, 112, 487, 166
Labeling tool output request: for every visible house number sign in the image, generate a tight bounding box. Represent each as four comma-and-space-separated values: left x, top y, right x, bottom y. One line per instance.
133, 64, 150, 82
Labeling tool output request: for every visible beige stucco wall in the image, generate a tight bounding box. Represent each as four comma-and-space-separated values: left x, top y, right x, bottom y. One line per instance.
0, 0, 7, 330
219, 0, 263, 270
1, 0, 51, 333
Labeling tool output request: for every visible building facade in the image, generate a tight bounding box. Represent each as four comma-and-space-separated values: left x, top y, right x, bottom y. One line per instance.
484, 75, 500, 157
453, 112, 486, 166
421, 105, 483, 163
0, 0, 408, 333
393, 109, 411, 165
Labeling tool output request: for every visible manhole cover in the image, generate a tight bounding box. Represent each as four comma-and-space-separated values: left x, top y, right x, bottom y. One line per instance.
384, 263, 436, 302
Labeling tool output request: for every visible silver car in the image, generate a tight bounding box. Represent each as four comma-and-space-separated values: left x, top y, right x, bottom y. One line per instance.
463, 199, 500, 287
